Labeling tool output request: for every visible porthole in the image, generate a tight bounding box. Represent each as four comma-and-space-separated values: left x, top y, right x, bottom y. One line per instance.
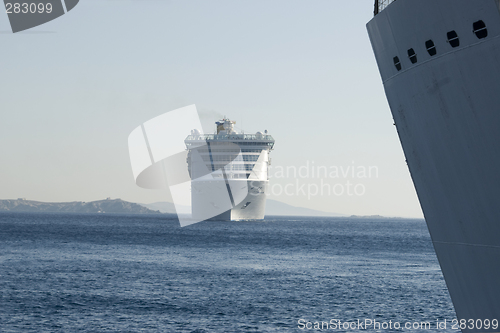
425, 40, 437, 56
393, 56, 402, 71
447, 31, 460, 48
473, 20, 488, 39
407, 48, 417, 64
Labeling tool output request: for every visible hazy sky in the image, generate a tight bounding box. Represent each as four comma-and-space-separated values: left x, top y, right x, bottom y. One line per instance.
0, 0, 423, 218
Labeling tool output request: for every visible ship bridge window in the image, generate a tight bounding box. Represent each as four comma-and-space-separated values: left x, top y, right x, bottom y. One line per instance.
447, 31, 460, 47
473, 20, 488, 39
393, 56, 402, 71
407, 48, 417, 64
425, 40, 437, 56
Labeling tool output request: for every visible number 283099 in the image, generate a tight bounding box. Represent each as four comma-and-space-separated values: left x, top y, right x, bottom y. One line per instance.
5, 3, 53, 14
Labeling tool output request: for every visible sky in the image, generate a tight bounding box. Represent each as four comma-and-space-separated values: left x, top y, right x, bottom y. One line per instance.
0, 0, 424, 218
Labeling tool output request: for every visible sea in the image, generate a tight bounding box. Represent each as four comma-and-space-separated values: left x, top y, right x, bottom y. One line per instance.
0, 212, 460, 332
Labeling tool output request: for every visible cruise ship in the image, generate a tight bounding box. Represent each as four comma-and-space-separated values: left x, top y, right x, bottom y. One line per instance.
367, 0, 500, 330
184, 118, 274, 221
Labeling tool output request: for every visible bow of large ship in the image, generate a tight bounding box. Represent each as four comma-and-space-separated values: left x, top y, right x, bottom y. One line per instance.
368, 0, 500, 330
185, 118, 274, 221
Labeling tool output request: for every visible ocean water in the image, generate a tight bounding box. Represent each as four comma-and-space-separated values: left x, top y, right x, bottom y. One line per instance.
0, 213, 459, 332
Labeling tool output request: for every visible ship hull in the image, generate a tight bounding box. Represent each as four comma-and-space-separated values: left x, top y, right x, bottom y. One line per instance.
193, 180, 268, 221
368, 0, 500, 329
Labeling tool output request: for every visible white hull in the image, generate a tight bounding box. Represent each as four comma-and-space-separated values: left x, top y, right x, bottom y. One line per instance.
193, 180, 268, 221
368, 0, 500, 329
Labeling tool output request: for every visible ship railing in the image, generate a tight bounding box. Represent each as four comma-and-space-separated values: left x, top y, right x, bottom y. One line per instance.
374, 0, 397, 15
185, 134, 274, 142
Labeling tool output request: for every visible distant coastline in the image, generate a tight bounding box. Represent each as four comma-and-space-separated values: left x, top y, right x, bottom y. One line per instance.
0, 198, 160, 215
0, 198, 343, 217
0, 198, 415, 219
140, 199, 345, 217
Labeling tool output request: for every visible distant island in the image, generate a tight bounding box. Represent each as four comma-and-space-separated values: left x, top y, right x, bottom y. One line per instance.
349, 215, 386, 219
0, 198, 344, 217
140, 199, 344, 217
0, 199, 412, 219
4, 198, 410, 219
0, 198, 160, 214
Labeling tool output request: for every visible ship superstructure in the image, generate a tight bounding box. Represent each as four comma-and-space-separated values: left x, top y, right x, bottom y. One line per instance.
367, 0, 500, 330
184, 118, 274, 221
